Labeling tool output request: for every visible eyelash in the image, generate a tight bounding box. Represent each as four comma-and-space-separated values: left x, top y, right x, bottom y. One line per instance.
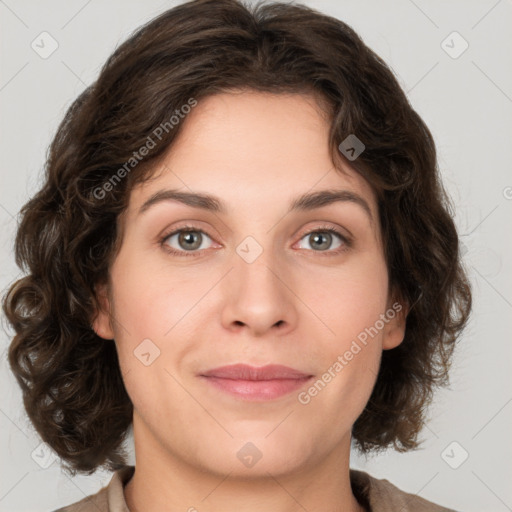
159, 224, 352, 258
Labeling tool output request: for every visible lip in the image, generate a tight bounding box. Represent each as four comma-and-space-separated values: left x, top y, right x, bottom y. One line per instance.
199, 364, 313, 401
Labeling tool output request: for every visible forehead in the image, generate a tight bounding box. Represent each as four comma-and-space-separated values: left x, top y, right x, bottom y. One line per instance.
127, 91, 378, 223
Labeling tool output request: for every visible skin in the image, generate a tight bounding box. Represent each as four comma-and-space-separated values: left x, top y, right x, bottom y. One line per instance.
93, 91, 408, 512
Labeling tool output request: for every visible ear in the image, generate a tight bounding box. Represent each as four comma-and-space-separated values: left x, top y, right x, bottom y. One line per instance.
382, 295, 409, 350
91, 282, 115, 340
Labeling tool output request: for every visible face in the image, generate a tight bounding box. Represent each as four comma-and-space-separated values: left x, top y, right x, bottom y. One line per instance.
94, 91, 406, 478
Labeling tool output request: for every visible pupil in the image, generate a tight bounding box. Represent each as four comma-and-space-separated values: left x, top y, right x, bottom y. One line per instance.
180, 231, 201, 250
312, 232, 331, 250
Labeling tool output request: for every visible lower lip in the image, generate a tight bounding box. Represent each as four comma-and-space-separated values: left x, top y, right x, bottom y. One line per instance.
201, 376, 313, 401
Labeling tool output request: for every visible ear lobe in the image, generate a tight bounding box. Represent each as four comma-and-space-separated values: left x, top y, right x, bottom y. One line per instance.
382, 299, 409, 350
91, 283, 115, 340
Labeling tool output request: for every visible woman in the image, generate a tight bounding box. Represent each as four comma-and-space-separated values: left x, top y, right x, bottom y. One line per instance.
2, 0, 471, 510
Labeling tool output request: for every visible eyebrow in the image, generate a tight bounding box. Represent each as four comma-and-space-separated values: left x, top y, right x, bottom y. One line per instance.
138, 188, 373, 223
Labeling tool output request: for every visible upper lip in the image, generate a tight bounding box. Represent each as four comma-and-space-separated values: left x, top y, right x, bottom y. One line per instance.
200, 364, 311, 381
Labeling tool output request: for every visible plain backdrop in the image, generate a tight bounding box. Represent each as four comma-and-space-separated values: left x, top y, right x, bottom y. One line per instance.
1, 1, 511, 511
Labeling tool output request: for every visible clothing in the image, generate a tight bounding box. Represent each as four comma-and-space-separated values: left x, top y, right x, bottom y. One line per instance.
54, 465, 457, 512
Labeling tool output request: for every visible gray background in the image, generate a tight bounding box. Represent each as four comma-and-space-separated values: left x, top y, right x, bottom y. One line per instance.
1, 1, 511, 511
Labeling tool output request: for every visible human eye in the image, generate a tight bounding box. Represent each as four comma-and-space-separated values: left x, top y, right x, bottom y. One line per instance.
159, 224, 217, 257
158, 223, 352, 258
295, 225, 352, 255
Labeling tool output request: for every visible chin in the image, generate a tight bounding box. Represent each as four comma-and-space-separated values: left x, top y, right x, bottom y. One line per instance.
196, 434, 315, 478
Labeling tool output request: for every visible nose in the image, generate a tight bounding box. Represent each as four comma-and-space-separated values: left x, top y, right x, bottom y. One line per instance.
220, 247, 298, 337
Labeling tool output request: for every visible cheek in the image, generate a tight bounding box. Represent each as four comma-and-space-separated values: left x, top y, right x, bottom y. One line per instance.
298, 271, 386, 426
109, 245, 206, 339
297, 254, 387, 406
108, 248, 213, 402
304, 255, 389, 345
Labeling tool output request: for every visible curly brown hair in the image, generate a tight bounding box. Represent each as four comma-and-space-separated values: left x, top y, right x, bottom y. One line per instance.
2, 0, 471, 475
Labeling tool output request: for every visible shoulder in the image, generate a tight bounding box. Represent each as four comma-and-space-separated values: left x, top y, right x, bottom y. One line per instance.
350, 469, 459, 512
53, 466, 135, 512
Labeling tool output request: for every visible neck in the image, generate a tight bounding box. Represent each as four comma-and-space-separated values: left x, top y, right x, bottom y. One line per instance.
124, 414, 366, 512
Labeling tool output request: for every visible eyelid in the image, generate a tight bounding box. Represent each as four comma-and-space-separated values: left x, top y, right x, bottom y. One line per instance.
294, 224, 352, 254
296, 222, 350, 242
159, 223, 218, 257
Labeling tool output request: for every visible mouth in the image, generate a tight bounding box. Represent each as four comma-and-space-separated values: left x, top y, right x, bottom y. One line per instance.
199, 364, 314, 401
